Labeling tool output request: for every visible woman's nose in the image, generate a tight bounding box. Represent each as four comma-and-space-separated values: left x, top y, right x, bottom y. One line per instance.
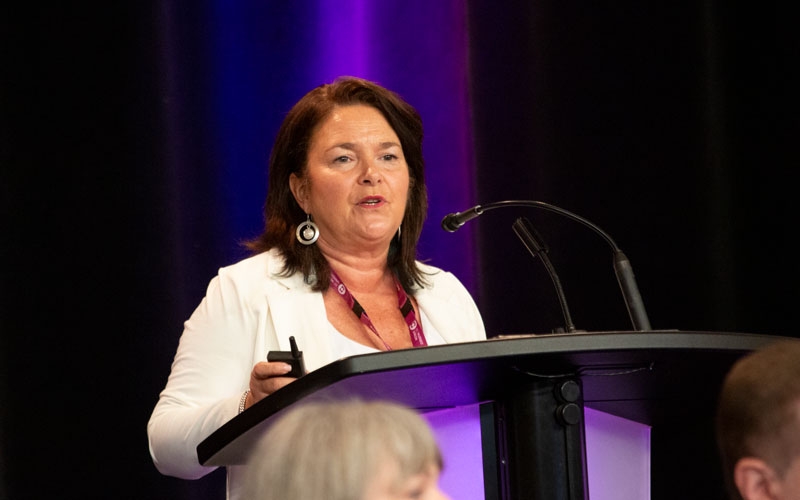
358, 160, 382, 184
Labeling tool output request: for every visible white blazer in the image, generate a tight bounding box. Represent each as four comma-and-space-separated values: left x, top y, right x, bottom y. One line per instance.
147, 248, 486, 495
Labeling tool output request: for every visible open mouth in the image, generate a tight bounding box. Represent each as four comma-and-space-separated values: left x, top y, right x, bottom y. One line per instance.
359, 197, 384, 206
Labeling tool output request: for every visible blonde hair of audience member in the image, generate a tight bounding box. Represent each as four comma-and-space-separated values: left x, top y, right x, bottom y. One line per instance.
240, 400, 450, 500
716, 339, 800, 500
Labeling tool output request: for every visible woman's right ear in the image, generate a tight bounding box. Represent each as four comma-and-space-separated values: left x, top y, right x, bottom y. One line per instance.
289, 173, 307, 212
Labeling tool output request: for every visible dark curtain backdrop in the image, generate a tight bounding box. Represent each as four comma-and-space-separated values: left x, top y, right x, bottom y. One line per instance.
2, 1, 797, 499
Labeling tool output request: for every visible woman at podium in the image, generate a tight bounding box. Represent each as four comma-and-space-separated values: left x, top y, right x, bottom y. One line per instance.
147, 76, 486, 498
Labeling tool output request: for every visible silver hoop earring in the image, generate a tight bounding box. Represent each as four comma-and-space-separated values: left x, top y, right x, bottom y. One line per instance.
396, 224, 402, 241
296, 214, 320, 245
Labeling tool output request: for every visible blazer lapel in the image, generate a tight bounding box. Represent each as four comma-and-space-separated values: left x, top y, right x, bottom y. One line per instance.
267, 260, 333, 372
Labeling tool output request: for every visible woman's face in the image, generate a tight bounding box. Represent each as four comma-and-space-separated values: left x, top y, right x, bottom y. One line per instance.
290, 104, 409, 255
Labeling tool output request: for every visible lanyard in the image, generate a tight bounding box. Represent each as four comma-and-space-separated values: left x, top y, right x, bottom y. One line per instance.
329, 270, 427, 351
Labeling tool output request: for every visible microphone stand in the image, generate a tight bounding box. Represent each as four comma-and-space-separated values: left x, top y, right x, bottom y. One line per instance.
443, 200, 652, 331
512, 217, 577, 333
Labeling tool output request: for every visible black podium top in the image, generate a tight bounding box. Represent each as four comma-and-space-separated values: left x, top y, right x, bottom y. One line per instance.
198, 330, 784, 466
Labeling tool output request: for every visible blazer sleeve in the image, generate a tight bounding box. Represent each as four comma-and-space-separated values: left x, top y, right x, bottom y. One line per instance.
147, 267, 264, 479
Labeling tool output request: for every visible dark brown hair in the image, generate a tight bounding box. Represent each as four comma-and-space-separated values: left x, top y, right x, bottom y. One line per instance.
716, 339, 800, 499
246, 76, 429, 292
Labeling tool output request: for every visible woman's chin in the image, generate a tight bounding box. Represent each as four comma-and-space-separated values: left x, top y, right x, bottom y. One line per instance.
351, 229, 397, 248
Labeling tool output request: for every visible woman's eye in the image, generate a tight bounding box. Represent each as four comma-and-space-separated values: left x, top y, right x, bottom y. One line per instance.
381, 154, 399, 161
333, 155, 351, 163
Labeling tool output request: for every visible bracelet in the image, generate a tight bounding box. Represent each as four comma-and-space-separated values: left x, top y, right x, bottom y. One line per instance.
238, 390, 250, 414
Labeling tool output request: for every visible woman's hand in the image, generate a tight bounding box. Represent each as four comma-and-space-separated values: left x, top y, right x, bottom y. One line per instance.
245, 361, 295, 410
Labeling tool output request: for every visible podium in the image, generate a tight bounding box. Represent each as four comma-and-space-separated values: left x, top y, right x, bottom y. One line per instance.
198, 330, 787, 500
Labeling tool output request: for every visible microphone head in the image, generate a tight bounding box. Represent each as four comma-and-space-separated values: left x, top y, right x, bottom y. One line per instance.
441, 214, 462, 232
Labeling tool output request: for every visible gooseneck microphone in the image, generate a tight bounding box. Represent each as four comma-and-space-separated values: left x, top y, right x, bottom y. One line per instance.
513, 217, 578, 333
442, 200, 652, 331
